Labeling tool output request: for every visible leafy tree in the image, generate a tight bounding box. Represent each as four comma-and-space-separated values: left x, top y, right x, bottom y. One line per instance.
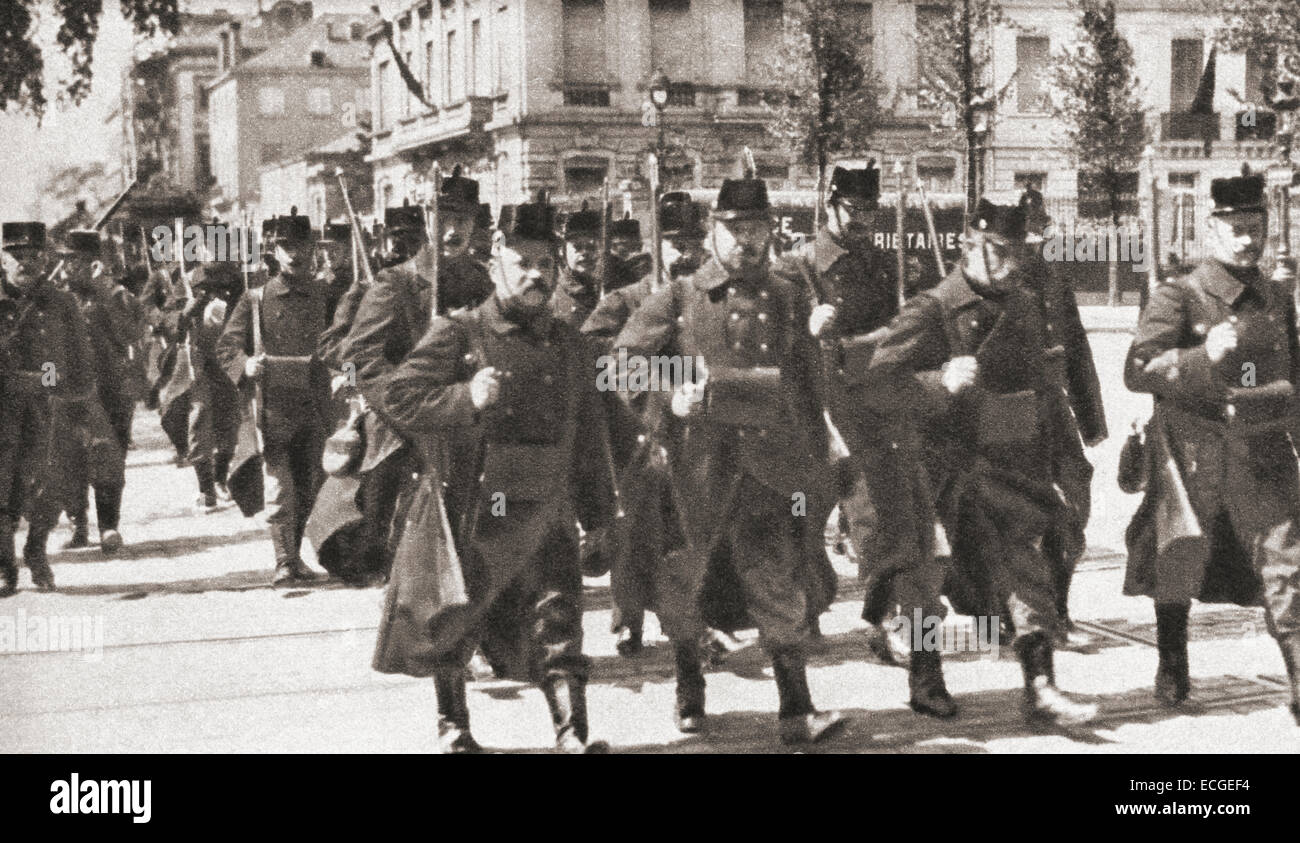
1, 1, 181, 120
1050, 0, 1148, 305
765, 0, 885, 236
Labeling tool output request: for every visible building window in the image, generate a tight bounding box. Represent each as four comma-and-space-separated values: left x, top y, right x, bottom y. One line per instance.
756, 162, 789, 188
743, 0, 783, 85
471, 19, 482, 97
425, 39, 436, 105
404, 51, 414, 116
1245, 48, 1267, 104
259, 86, 285, 116
563, 86, 611, 107
351, 22, 364, 40
564, 156, 610, 197
917, 156, 957, 193
307, 88, 332, 115
563, 0, 607, 83
1170, 38, 1203, 112
377, 61, 391, 129
1014, 172, 1046, 193
496, 6, 510, 94
1168, 172, 1197, 241
649, 0, 697, 82
1016, 36, 1050, 112
446, 30, 460, 102
661, 156, 696, 190
260, 143, 284, 163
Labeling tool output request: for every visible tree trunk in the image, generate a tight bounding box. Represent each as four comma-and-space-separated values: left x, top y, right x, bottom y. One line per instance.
1108, 205, 1121, 307
962, 0, 977, 217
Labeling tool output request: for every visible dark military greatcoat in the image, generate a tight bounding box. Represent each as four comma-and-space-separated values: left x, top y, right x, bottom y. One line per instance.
612, 258, 835, 647
1124, 260, 1300, 632
373, 295, 615, 680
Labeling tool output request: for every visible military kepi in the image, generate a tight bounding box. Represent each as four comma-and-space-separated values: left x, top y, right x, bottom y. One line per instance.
502, 200, 558, 245
829, 162, 880, 204
385, 204, 424, 232
661, 191, 705, 237
271, 211, 313, 244
714, 176, 770, 221
439, 165, 480, 214
2, 221, 46, 251
65, 229, 101, 256
970, 198, 1027, 242
1210, 173, 1266, 216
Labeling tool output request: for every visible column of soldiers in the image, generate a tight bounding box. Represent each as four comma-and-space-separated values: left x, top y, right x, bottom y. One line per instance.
5, 157, 1300, 751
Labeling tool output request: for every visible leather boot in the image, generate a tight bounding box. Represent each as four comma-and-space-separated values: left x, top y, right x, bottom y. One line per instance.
1016, 632, 1097, 726
213, 452, 233, 501
773, 648, 845, 745
615, 623, 643, 657
543, 674, 609, 754
1154, 602, 1191, 706
193, 461, 218, 512
908, 649, 958, 718
673, 640, 707, 733
23, 530, 55, 592
433, 670, 483, 754
270, 524, 320, 586
63, 513, 89, 550
0, 520, 17, 598
1273, 632, 1300, 727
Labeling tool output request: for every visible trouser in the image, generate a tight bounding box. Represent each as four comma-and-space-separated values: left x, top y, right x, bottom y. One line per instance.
0, 397, 60, 534
953, 495, 1059, 641
264, 424, 327, 552
359, 452, 412, 576
843, 448, 946, 625
69, 482, 123, 532
437, 526, 590, 684
657, 474, 811, 654
187, 385, 238, 467
610, 458, 678, 634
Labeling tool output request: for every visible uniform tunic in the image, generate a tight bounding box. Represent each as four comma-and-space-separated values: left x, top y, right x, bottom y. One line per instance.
0, 279, 96, 531
1124, 259, 1300, 633
867, 267, 1063, 636
374, 295, 614, 681
612, 258, 835, 650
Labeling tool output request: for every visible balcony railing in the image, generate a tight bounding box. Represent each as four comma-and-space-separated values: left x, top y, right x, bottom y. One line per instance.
1161, 111, 1221, 142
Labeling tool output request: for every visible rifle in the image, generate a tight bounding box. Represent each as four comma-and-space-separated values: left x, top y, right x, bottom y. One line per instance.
424, 163, 442, 325
647, 159, 664, 294
916, 175, 947, 279
894, 161, 907, 309
174, 217, 197, 384
598, 177, 611, 298
336, 168, 376, 287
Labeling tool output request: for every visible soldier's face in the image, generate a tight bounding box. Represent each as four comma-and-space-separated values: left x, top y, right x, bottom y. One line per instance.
961, 229, 1020, 292
493, 236, 559, 310
609, 236, 639, 262
712, 217, 771, 275
1208, 212, 1266, 268
664, 236, 705, 275
1, 247, 44, 292
827, 198, 877, 243
565, 236, 598, 276
275, 241, 314, 278
389, 227, 424, 263
441, 210, 475, 259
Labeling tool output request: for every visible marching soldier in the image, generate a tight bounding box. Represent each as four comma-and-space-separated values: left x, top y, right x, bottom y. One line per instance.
551, 204, 603, 329
605, 214, 651, 293
864, 200, 1098, 725
1, 222, 96, 595
804, 164, 955, 716
217, 212, 330, 586
334, 174, 493, 587
1124, 172, 1300, 723
376, 199, 615, 754
612, 174, 844, 744
581, 192, 707, 656
60, 230, 134, 553
316, 223, 356, 324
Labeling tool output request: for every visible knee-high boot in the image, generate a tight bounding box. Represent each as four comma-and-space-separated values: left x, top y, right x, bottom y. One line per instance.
1154, 602, 1191, 706
433, 670, 482, 754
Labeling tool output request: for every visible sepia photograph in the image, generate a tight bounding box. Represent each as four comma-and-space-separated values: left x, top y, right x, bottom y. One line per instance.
0, 0, 1296, 807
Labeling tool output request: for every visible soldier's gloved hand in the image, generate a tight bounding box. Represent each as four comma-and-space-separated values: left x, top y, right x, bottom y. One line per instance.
809, 303, 837, 338
244, 353, 266, 380
671, 379, 707, 418
470, 366, 501, 410
1205, 320, 1238, 364
941, 355, 978, 394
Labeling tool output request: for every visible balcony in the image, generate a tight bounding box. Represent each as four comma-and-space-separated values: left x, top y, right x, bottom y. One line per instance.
1161, 111, 1221, 142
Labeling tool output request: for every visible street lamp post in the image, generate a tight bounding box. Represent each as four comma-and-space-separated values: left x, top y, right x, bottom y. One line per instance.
969, 87, 993, 211
1271, 79, 1299, 285
647, 72, 670, 291
649, 71, 670, 183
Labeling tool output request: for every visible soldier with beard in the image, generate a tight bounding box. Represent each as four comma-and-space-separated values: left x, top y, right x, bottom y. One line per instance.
605, 214, 652, 294
862, 200, 1098, 725
803, 165, 954, 717
1124, 173, 1300, 723
376, 199, 615, 753
613, 175, 843, 743
217, 213, 329, 586
1, 222, 95, 595
60, 230, 134, 554
582, 191, 706, 655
